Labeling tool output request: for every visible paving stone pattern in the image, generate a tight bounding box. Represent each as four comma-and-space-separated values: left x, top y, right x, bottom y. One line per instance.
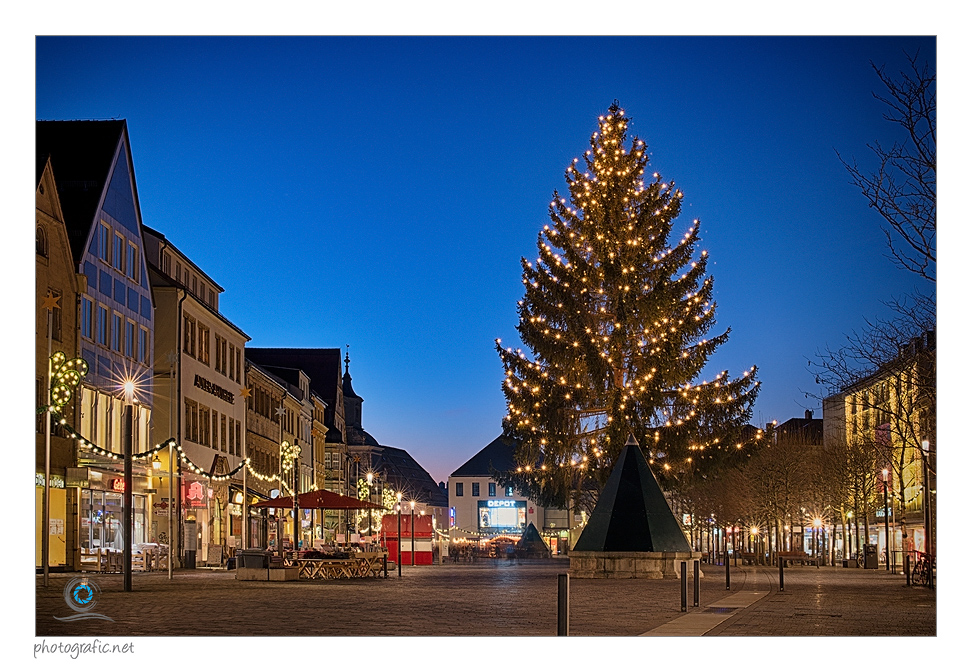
35, 559, 935, 637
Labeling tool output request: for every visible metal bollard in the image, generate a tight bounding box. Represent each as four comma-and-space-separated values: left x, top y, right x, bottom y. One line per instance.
725, 551, 731, 590
779, 557, 784, 591
681, 561, 687, 612
904, 554, 910, 586
557, 574, 569, 636
693, 560, 700, 607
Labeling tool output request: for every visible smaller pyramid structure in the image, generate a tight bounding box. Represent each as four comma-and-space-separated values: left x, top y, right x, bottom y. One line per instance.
515, 522, 551, 558
573, 434, 691, 553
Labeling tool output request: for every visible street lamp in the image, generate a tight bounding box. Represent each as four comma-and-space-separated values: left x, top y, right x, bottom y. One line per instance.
410, 500, 416, 566
122, 379, 136, 592
366, 472, 374, 544
921, 440, 932, 560
396, 492, 402, 576
882, 469, 891, 571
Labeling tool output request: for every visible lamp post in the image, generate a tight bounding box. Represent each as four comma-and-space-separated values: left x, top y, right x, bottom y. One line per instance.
366, 472, 374, 544
410, 501, 416, 566
122, 380, 135, 592
396, 492, 402, 576
921, 439, 933, 588
882, 469, 891, 571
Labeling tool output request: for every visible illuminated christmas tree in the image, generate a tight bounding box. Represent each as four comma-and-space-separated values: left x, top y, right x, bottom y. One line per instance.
495, 102, 760, 511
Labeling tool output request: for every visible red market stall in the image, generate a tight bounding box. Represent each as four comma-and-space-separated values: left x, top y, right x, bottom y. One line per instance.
381, 513, 433, 565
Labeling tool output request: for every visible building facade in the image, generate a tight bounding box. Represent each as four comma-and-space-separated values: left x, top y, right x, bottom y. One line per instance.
35, 155, 81, 569
144, 227, 250, 567
37, 120, 157, 567
448, 435, 574, 556
822, 329, 936, 564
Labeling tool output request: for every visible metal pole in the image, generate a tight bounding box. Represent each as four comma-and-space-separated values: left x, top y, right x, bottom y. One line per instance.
168, 352, 175, 579
725, 551, 730, 590
410, 503, 415, 566
680, 561, 687, 611
883, 477, 890, 572
557, 573, 569, 636
778, 555, 784, 592
123, 400, 134, 592
397, 504, 402, 576
43, 300, 53, 587
694, 559, 700, 606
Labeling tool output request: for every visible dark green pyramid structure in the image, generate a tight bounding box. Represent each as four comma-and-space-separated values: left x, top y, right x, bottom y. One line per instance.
515, 522, 551, 558
573, 434, 691, 553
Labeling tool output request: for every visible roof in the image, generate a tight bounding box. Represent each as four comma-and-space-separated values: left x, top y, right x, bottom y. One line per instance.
351, 445, 449, 508
573, 435, 691, 553
35, 120, 132, 266
450, 434, 518, 477
246, 347, 340, 404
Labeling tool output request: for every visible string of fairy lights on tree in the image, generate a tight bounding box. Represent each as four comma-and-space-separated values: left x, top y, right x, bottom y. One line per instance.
494, 102, 760, 507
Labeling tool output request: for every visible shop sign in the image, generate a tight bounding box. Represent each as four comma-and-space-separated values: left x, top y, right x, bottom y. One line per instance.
194, 373, 235, 404
153, 499, 171, 517
109, 478, 126, 493
65, 467, 90, 488
184, 481, 208, 508
35, 473, 65, 489
49, 518, 64, 535
486, 499, 518, 508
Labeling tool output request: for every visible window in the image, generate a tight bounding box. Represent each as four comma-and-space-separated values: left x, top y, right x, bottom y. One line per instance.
138, 326, 149, 364
126, 320, 136, 358
220, 414, 227, 453
198, 325, 210, 365
99, 222, 111, 264
228, 417, 235, 455
488, 482, 496, 497
112, 313, 124, 352
455, 482, 463, 497
472, 482, 480, 497
161, 251, 171, 276
96, 304, 109, 346
228, 344, 235, 380
183, 314, 196, 357
236, 348, 242, 383
36, 226, 48, 257
215, 335, 225, 374
185, 399, 198, 442
505, 486, 514, 497
80, 296, 93, 340
235, 421, 242, 457
212, 412, 219, 451
192, 275, 197, 296
113, 232, 126, 274
199, 405, 210, 446
127, 242, 139, 282
324, 452, 331, 469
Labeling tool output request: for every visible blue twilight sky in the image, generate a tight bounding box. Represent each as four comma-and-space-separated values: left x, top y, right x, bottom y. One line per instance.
34, 35, 936, 485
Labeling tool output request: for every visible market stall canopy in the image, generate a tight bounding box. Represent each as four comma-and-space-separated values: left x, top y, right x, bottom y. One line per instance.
250, 489, 384, 510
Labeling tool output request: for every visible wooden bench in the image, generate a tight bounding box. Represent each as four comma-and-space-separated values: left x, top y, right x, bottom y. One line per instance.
740, 552, 758, 565
777, 550, 810, 566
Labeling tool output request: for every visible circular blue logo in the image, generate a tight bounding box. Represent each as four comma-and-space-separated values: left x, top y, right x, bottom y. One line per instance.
63, 577, 100, 613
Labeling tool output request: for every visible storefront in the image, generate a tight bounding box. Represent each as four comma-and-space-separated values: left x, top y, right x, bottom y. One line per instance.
35, 473, 67, 568
74, 468, 152, 552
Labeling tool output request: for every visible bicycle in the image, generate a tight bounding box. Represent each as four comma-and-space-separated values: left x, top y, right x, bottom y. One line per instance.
911, 551, 935, 586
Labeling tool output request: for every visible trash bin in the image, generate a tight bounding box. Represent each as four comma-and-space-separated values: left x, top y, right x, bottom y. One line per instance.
864, 544, 879, 569
238, 549, 271, 569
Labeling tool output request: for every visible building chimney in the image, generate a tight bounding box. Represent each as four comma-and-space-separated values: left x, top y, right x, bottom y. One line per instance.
805, 409, 813, 420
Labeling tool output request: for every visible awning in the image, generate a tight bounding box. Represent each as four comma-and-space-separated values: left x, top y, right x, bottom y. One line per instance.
250, 489, 384, 510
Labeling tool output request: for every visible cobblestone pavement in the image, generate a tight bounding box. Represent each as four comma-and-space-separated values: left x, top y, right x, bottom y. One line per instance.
35, 559, 935, 638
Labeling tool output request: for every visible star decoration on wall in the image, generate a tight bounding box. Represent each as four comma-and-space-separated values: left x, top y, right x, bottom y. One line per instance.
239, 387, 252, 400
42, 292, 60, 311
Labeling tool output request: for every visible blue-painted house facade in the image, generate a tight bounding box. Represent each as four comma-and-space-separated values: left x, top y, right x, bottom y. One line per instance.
37, 120, 158, 559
